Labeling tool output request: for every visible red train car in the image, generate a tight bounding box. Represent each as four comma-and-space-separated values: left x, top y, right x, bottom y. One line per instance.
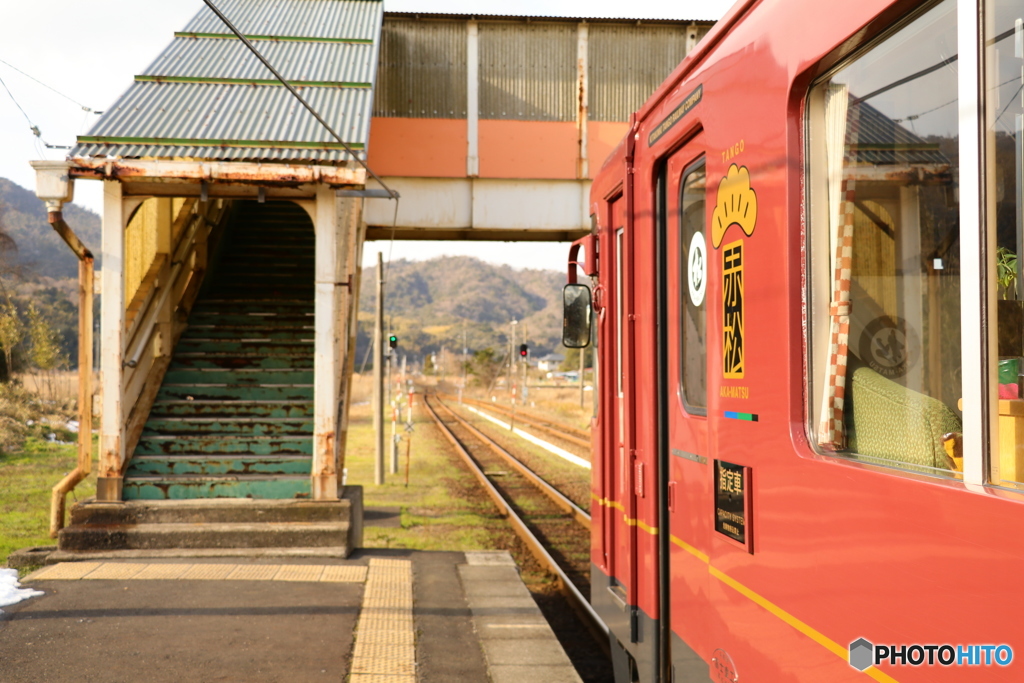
563, 0, 1023, 680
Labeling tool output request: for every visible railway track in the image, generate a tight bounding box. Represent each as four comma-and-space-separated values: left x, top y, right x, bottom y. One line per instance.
441, 393, 591, 450
421, 392, 607, 648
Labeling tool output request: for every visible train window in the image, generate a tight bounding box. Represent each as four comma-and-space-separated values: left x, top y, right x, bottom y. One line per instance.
807, 0, 963, 476
679, 161, 707, 412
987, 0, 1024, 488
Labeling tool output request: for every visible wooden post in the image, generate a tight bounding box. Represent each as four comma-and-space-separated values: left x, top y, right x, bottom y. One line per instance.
313, 186, 341, 500
336, 218, 367, 479
98, 180, 125, 501
155, 198, 173, 358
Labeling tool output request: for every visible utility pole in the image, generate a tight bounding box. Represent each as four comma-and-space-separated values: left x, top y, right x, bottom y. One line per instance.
509, 319, 517, 428
508, 319, 517, 396
373, 252, 384, 485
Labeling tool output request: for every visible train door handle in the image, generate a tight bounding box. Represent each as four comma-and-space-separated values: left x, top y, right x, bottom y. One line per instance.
668, 481, 676, 512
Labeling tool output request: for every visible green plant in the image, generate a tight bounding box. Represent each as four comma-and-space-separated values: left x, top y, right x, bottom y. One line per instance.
997, 247, 1018, 300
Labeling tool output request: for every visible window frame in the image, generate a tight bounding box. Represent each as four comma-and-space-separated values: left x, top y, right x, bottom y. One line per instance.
678, 157, 709, 416
802, 0, 994, 484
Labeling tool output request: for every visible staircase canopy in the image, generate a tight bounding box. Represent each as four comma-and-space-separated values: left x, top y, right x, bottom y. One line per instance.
71, 0, 383, 165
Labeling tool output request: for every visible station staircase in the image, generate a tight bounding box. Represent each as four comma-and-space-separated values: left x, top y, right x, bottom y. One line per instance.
57, 201, 361, 558
126, 201, 316, 501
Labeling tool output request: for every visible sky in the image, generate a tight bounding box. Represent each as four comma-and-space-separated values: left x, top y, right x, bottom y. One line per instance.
0, 0, 734, 272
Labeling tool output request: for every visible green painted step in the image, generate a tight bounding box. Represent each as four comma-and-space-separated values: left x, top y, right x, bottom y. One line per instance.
148, 400, 313, 418
170, 356, 315, 370
127, 454, 311, 476
144, 417, 313, 435
122, 475, 311, 500
161, 370, 314, 386
180, 328, 312, 341
135, 434, 312, 456
155, 384, 313, 401
185, 315, 314, 327
172, 340, 313, 355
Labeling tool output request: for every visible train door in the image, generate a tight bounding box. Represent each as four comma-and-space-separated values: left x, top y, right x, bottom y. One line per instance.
601, 196, 637, 648
661, 133, 712, 681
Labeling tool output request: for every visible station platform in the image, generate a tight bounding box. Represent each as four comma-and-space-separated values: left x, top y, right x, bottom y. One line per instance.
0, 550, 583, 683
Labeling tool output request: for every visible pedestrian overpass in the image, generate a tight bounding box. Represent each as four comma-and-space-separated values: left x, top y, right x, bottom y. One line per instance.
31, 0, 711, 550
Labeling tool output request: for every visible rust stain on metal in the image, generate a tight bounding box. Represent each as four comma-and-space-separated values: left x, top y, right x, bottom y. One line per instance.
67, 158, 363, 186
316, 431, 336, 475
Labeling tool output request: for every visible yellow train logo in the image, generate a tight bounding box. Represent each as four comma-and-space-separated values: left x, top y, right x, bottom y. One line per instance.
714, 164, 756, 380
711, 164, 757, 249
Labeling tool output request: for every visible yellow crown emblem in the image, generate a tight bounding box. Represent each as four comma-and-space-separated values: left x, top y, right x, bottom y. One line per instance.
711, 164, 757, 248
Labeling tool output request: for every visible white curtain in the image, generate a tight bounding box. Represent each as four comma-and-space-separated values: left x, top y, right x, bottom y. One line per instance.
816, 83, 855, 449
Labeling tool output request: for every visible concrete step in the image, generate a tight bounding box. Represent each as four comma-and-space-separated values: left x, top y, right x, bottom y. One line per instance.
69, 497, 358, 526
127, 454, 312, 476
59, 522, 349, 551
122, 474, 312, 500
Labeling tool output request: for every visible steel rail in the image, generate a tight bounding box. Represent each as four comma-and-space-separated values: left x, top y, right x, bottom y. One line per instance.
421, 393, 609, 646
433, 396, 590, 530
443, 393, 591, 448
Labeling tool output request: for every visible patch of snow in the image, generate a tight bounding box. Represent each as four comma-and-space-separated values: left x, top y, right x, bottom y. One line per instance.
0, 568, 44, 612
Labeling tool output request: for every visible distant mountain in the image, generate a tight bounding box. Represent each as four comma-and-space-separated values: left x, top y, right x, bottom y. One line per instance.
358, 256, 566, 365
0, 177, 101, 279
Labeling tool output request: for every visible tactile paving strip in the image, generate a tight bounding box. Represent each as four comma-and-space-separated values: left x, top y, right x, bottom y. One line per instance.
274, 565, 325, 582
133, 564, 194, 580
225, 564, 283, 581
349, 559, 416, 680
25, 562, 369, 584
26, 562, 101, 581
82, 563, 148, 580
321, 565, 368, 583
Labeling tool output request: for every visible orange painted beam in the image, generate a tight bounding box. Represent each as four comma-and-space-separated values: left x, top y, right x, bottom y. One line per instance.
367, 117, 630, 181
478, 120, 578, 180
367, 118, 466, 178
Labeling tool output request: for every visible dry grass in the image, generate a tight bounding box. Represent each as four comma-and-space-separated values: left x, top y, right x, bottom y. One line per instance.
17, 371, 80, 407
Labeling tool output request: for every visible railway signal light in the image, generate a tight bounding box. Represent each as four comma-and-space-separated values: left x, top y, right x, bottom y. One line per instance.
389, 335, 398, 349
519, 343, 528, 358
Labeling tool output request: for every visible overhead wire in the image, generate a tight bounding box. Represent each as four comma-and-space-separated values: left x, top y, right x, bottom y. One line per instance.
0, 72, 70, 150
0, 57, 102, 114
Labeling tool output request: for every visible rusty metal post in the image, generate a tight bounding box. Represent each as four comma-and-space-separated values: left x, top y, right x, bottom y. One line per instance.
313, 186, 343, 500
373, 252, 385, 485
576, 22, 589, 181
49, 254, 94, 536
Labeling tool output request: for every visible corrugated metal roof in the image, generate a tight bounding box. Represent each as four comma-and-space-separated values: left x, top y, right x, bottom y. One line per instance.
76, 83, 370, 161
384, 11, 715, 25
184, 0, 383, 41
146, 37, 376, 84
71, 0, 382, 165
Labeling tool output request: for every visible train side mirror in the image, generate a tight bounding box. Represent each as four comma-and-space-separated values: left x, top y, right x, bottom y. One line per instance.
562, 284, 592, 348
